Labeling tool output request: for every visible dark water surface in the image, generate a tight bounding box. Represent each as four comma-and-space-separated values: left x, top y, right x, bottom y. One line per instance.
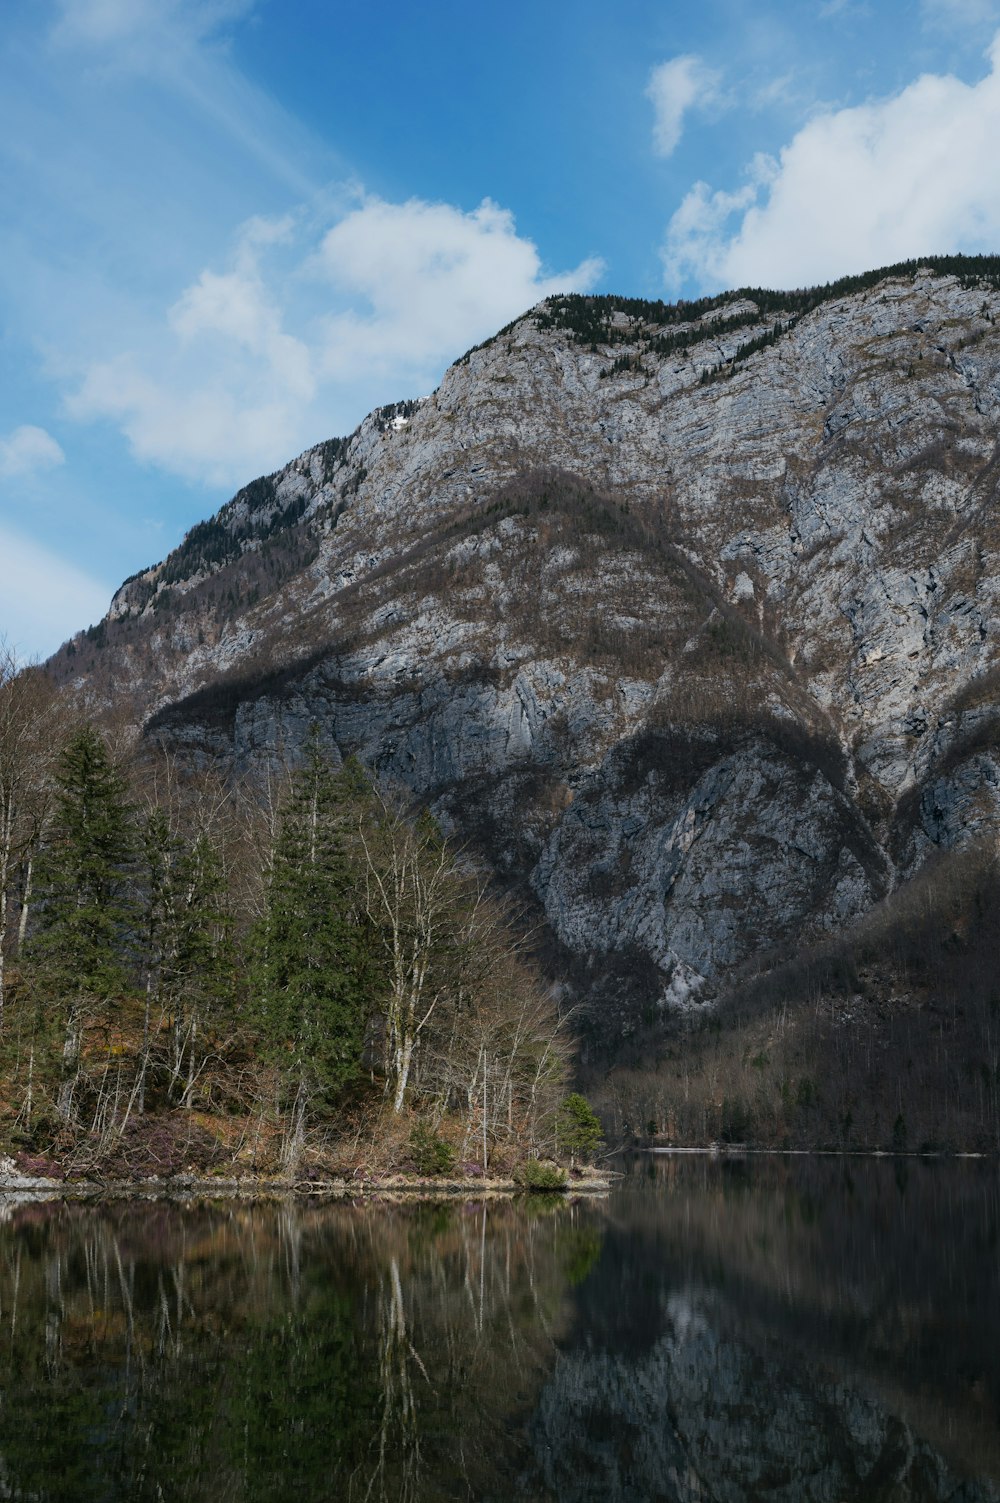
1, 1155, 998, 1501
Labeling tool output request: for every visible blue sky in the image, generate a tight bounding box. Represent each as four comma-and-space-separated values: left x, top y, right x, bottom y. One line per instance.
2, 0, 1000, 660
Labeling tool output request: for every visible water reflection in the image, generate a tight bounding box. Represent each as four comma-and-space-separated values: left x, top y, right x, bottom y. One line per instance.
0, 1159, 998, 1501
527, 1156, 1000, 1502
0, 1197, 598, 1502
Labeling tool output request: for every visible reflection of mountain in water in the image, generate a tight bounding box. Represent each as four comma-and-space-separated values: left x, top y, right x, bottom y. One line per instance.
529, 1287, 998, 1503
525, 1157, 1000, 1503
1, 1162, 998, 1502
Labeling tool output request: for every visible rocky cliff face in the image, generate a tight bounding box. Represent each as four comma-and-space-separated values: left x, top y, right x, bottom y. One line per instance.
52, 259, 1000, 1051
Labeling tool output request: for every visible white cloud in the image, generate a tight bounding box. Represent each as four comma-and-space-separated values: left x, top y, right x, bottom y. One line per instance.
314, 197, 604, 376
48, 0, 317, 200
646, 56, 722, 157
921, 0, 1000, 28
0, 523, 110, 663
170, 221, 314, 402
663, 33, 1000, 290
662, 172, 767, 278
0, 425, 65, 478
51, 0, 253, 58
68, 195, 603, 488
70, 355, 308, 488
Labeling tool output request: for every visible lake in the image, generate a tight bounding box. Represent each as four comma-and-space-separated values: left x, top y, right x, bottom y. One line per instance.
0, 1155, 997, 1501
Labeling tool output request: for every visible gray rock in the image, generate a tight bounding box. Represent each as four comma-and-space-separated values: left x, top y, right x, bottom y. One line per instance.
59, 267, 1000, 1039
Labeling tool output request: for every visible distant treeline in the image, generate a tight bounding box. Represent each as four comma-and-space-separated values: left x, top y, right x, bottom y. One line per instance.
446, 255, 1000, 378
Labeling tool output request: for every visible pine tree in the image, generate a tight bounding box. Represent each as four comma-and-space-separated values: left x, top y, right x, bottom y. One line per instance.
33, 726, 134, 993
253, 737, 373, 1159
136, 804, 177, 1112
29, 725, 134, 1118
555, 1093, 604, 1165
0, 649, 56, 1033
139, 809, 234, 1110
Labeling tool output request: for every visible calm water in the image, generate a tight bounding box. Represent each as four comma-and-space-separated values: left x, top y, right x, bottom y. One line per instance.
0, 1156, 998, 1502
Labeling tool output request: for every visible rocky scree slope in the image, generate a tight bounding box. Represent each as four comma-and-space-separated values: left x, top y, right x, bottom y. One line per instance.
51, 258, 1000, 1052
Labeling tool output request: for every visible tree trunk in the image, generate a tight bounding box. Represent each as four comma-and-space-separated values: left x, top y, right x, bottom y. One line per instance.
23, 1043, 33, 1131
393, 1035, 414, 1113
482, 1055, 488, 1172
57, 1003, 82, 1122
138, 975, 153, 1115
16, 854, 31, 952
182, 1016, 197, 1108
0, 889, 5, 1034
283, 1073, 308, 1174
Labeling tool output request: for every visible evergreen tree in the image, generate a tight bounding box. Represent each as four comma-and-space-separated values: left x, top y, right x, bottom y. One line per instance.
169, 832, 235, 1106
32, 726, 134, 995
253, 738, 373, 1156
136, 804, 177, 1112
0, 648, 55, 1033
29, 725, 134, 1118
555, 1093, 604, 1165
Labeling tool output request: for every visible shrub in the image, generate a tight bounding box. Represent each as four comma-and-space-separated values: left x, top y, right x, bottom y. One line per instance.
514, 1158, 568, 1191
407, 1123, 457, 1176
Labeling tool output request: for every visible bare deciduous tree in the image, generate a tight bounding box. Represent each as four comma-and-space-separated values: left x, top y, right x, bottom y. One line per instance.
0, 646, 58, 1031
360, 802, 457, 1113
359, 791, 569, 1147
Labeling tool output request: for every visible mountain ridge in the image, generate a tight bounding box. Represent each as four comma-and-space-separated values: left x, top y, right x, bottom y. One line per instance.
48, 257, 1000, 1110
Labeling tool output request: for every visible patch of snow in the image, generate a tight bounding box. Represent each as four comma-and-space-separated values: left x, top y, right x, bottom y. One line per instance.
661, 959, 709, 1012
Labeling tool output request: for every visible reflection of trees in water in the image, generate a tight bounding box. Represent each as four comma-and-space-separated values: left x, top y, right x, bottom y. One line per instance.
350, 1199, 602, 1501
0, 1198, 603, 1502
364, 1256, 424, 1503
9, 1166, 992, 1503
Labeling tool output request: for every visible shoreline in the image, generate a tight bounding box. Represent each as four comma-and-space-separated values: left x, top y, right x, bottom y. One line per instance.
640, 1145, 992, 1159
0, 1170, 614, 1203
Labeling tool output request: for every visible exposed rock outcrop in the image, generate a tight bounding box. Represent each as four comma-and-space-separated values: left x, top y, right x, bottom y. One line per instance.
52, 259, 1000, 1048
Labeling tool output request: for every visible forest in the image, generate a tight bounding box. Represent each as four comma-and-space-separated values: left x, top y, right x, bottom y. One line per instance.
0, 647, 596, 1183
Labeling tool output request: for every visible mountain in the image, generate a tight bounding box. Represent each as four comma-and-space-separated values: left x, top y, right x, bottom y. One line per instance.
50, 256, 1000, 1142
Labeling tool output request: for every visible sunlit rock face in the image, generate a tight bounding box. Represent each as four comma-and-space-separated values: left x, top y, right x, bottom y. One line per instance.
54, 265, 1000, 1045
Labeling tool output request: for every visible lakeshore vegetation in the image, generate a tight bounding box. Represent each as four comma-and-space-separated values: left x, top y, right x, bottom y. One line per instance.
0, 649, 582, 1180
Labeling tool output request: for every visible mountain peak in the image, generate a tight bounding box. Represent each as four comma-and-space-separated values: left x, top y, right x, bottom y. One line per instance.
50, 260, 1000, 1065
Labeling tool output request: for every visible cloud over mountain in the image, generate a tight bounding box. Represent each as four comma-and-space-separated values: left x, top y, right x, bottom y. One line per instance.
646, 56, 723, 158
69, 196, 602, 489
663, 33, 1000, 289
